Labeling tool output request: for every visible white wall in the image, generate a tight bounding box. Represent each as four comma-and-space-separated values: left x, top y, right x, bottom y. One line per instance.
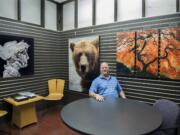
45, 0, 57, 31
21, 0, 41, 25
117, 0, 142, 21
0, 0, 17, 20
78, 0, 92, 28
63, 1, 75, 30
145, 0, 176, 17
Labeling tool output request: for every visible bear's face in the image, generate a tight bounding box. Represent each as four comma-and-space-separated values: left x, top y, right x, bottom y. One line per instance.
70, 40, 99, 79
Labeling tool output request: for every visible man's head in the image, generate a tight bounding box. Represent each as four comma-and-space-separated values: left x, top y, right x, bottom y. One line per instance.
100, 62, 109, 77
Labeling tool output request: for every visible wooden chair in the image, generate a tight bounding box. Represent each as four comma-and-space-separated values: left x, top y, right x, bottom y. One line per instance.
44, 79, 65, 100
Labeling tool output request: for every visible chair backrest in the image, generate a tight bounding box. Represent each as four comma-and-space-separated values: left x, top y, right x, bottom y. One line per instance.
153, 99, 180, 135
48, 79, 57, 94
48, 79, 65, 94
0, 110, 7, 117
56, 79, 65, 94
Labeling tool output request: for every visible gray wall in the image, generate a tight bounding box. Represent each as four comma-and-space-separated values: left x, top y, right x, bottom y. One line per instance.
60, 13, 180, 105
0, 18, 66, 100
0, 13, 180, 105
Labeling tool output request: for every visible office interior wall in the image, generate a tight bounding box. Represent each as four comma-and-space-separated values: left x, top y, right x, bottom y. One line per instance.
0, 18, 66, 101
0, 0, 18, 20
21, 0, 41, 25
0, 13, 179, 105
96, 0, 114, 25
117, 0, 142, 21
145, 0, 176, 17
61, 13, 180, 105
45, 0, 57, 31
78, 0, 92, 28
63, 1, 75, 30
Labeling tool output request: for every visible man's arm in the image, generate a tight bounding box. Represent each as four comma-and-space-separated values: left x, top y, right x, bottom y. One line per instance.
89, 78, 104, 102
119, 90, 126, 99
89, 92, 104, 102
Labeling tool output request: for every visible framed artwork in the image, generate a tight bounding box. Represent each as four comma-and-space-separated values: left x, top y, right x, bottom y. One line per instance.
116, 32, 136, 76
116, 27, 180, 80
69, 35, 100, 93
136, 29, 159, 78
160, 27, 180, 80
0, 34, 34, 78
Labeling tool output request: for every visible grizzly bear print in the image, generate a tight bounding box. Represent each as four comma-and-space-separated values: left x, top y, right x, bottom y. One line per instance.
70, 39, 99, 93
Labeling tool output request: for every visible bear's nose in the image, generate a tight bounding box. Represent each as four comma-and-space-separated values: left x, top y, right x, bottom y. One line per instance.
81, 65, 86, 72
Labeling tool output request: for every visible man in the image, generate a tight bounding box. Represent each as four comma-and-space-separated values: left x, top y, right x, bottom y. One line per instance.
89, 62, 126, 102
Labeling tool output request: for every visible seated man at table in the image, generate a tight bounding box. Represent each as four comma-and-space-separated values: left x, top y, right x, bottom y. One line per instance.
89, 62, 126, 102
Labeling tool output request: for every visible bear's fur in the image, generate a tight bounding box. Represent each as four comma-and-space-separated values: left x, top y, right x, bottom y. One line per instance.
70, 39, 99, 93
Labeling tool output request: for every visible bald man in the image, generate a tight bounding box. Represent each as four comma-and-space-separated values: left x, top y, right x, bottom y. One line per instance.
89, 62, 126, 102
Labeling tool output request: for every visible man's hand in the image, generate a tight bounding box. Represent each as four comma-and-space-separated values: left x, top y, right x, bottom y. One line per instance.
95, 94, 104, 102
120, 91, 127, 99
89, 92, 104, 102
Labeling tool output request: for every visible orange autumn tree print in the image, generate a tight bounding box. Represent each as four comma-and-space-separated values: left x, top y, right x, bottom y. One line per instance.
160, 27, 180, 80
116, 32, 135, 76
116, 30, 159, 78
136, 29, 158, 78
116, 27, 180, 80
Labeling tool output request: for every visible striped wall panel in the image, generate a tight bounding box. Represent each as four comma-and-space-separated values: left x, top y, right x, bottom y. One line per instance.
60, 13, 180, 105
0, 18, 67, 100
0, 13, 179, 105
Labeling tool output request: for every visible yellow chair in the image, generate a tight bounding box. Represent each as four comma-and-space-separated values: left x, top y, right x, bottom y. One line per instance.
0, 110, 7, 117
44, 79, 65, 100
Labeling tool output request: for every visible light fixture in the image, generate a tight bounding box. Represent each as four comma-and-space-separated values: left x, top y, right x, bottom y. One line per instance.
53, 0, 67, 3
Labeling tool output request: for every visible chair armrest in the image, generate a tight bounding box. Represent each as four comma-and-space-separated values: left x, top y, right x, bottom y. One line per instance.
161, 124, 178, 130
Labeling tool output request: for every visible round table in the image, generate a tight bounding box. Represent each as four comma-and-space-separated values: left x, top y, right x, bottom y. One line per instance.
61, 98, 162, 135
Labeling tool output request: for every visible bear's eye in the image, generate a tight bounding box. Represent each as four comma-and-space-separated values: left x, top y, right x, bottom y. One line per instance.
77, 52, 82, 61
85, 52, 89, 57
86, 52, 95, 62
78, 52, 82, 57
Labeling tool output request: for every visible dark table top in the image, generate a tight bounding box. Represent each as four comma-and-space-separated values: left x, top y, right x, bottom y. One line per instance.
61, 97, 162, 135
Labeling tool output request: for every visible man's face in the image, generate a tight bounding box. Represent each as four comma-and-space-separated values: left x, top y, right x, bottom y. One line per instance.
100, 63, 109, 76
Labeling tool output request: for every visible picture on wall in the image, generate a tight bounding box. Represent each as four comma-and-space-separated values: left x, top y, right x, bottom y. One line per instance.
116, 32, 136, 76
69, 35, 99, 93
116, 27, 180, 80
160, 27, 180, 80
0, 34, 34, 78
136, 29, 159, 78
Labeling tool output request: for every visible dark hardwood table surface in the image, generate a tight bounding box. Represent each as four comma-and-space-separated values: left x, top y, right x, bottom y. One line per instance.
61, 97, 162, 135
